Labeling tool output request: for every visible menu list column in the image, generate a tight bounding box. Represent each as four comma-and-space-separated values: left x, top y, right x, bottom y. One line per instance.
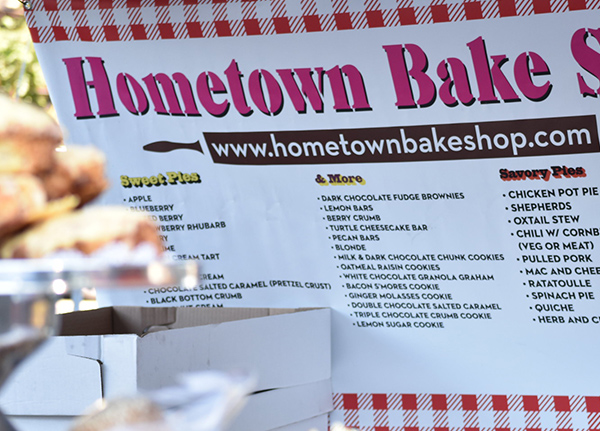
505, 179, 600, 325
316, 173, 506, 331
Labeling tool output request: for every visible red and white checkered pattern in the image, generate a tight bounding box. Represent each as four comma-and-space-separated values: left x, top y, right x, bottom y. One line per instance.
25, 0, 599, 43
332, 393, 600, 431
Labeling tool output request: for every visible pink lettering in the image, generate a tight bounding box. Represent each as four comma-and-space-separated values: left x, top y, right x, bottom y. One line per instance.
467, 37, 497, 102
571, 27, 600, 97
63, 57, 369, 119
489, 54, 520, 101
513, 52, 552, 101
116, 73, 148, 115
383, 44, 436, 108
224, 59, 252, 116
249, 70, 283, 115
196, 72, 229, 117
276, 68, 324, 113
326, 65, 371, 111
63, 56, 118, 118
142, 73, 184, 115
437, 58, 474, 106
172, 73, 200, 115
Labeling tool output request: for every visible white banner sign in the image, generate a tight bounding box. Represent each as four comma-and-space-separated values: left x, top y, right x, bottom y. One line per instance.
29, 0, 600, 427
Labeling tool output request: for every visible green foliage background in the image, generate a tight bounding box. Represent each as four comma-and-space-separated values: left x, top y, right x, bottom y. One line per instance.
0, 11, 50, 108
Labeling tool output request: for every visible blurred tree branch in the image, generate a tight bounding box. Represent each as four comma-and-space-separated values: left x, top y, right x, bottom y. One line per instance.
0, 0, 50, 109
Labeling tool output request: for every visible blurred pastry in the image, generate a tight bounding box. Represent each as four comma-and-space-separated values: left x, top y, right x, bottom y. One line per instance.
69, 397, 170, 431
0, 174, 47, 238
41, 145, 109, 205
0, 96, 162, 262
0, 93, 63, 175
0, 206, 163, 259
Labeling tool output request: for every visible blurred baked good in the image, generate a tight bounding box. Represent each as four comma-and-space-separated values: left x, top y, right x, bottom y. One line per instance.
0, 96, 162, 261
69, 397, 170, 431
0, 95, 106, 205
0, 93, 63, 175
0, 174, 48, 238
41, 145, 109, 205
0, 206, 163, 259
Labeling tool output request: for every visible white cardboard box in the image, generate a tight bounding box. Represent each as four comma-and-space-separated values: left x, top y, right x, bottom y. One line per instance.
0, 306, 332, 431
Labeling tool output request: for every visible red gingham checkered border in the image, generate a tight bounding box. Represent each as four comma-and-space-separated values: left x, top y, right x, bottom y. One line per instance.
25, 0, 599, 43
332, 393, 600, 430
